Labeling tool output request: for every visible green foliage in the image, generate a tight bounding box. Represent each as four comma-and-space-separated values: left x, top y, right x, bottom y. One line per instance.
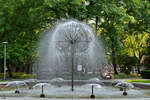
0, 0, 51, 71
98, 0, 150, 73
126, 79, 150, 83
141, 70, 150, 79
123, 33, 149, 60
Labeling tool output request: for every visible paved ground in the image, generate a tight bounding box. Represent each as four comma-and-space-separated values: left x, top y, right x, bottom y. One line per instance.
0, 97, 150, 100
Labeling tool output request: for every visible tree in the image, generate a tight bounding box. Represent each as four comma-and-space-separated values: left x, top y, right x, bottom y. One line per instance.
97, 1, 131, 74
123, 33, 149, 73
0, 0, 52, 75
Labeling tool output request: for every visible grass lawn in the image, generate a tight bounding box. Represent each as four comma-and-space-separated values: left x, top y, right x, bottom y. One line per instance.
126, 79, 150, 83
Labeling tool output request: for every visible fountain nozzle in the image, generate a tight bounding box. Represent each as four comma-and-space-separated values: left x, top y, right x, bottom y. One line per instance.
123, 91, 128, 96
40, 94, 45, 98
15, 90, 20, 94
90, 85, 95, 99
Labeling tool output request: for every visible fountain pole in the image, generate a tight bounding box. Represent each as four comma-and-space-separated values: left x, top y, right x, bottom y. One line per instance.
42, 85, 43, 94
40, 85, 45, 98
92, 85, 94, 95
90, 85, 95, 98
71, 41, 75, 91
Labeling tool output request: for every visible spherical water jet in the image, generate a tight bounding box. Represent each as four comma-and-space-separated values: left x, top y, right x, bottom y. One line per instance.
37, 19, 105, 91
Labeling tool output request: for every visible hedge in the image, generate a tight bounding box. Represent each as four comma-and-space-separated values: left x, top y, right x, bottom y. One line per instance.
0, 72, 35, 79
141, 70, 150, 79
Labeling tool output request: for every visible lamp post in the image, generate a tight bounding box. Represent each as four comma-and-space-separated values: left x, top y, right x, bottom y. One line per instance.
2, 42, 8, 81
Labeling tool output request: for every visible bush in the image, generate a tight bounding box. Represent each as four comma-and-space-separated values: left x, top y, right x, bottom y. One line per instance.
126, 79, 150, 83
130, 74, 141, 77
12, 72, 36, 79
141, 70, 150, 79
0, 72, 36, 79
0, 73, 9, 79
114, 73, 140, 79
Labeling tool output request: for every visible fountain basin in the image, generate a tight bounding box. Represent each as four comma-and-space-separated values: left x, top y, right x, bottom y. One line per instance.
0, 80, 150, 99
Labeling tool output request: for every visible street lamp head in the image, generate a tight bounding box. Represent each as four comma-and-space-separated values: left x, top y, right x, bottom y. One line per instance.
2, 42, 8, 44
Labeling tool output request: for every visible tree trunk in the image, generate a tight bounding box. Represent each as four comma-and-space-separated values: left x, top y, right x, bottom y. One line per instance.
112, 49, 118, 74
30, 63, 33, 74
86, 15, 89, 24
7, 64, 13, 78
26, 64, 30, 74
26, 63, 32, 74
137, 66, 141, 74
21, 66, 25, 72
16, 67, 19, 72
95, 16, 98, 34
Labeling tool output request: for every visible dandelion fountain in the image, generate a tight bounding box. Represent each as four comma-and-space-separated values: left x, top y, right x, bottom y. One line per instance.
37, 19, 105, 91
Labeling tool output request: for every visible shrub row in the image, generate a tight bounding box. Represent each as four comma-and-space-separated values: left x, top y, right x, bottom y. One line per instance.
0, 72, 35, 79
114, 73, 140, 79
141, 70, 150, 79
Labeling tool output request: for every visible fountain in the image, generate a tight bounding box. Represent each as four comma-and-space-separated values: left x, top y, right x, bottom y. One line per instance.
37, 20, 105, 91
115, 81, 134, 96
0, 20, 150, 99
5, 81, 27, 94
32, 83, 50, 98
